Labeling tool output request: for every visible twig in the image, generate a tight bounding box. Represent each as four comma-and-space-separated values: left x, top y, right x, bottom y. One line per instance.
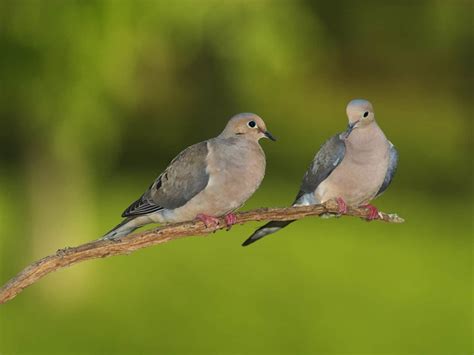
0, 200, 404, 305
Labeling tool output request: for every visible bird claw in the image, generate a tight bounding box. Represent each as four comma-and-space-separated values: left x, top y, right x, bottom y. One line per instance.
196, 214, 220, 228
224, 213, 237, 230
361, 204, 380, 221
336, 197, 348, 214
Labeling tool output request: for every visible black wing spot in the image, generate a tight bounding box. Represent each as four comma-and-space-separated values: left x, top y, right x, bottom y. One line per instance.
156, 178, 162, 190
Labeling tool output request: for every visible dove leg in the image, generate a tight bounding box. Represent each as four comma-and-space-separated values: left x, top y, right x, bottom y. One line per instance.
336, 197, 348, 214
196, 214, 220, 228
224, 213, 237, 230
361, 204, 380, 220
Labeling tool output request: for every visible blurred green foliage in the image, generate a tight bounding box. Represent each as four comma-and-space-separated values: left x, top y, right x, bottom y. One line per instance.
0, 0, 472, 354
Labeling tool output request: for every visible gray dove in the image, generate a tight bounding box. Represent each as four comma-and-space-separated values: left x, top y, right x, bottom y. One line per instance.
242, 99, 398, 246
102, 113, 276, 240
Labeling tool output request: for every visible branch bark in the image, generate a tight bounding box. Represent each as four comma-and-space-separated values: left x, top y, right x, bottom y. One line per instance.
0, 200, 404, 305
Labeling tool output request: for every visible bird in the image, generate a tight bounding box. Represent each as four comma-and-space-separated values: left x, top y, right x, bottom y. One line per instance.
102, 113, 276, 240
242, 99, 398, 246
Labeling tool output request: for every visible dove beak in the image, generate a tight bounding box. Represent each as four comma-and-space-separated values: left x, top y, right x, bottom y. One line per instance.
263, 130, 277, 141
341, 120, 359, 139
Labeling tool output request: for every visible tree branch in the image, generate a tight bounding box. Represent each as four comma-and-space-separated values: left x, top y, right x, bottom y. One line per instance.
0, 200, 404, 305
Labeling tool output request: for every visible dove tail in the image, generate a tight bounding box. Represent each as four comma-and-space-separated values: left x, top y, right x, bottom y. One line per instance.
242, 220, 295, 246
101, 217, 140, 240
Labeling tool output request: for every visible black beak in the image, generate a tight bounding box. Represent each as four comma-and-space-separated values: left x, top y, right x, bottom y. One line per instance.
342, 120, 359, 139
264, 130, 277, 141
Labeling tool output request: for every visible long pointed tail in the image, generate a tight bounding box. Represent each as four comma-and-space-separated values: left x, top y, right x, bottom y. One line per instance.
242, 220, 295, 246
101, 217, 140, 240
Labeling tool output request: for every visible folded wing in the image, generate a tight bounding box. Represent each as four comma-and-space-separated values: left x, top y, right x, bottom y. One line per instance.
122, 142, 210, 217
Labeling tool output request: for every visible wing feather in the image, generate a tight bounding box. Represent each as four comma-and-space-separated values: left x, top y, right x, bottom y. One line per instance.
294, 134, 346, 204
376, 142, 398, 197
122, 141, 210, 217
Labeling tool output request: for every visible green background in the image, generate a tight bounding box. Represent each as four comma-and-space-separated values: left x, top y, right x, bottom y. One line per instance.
0, 1, 472, 354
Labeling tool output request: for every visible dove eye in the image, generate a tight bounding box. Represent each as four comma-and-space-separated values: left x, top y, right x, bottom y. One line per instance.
247, 120, 256, 128
363, 111, 369, 118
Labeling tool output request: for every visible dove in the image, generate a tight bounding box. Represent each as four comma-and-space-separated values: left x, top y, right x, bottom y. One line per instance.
242, 99, 398, 246
102, 113, 276, 240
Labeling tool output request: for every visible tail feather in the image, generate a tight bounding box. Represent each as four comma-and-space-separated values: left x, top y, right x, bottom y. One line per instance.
242, 220, 295, 246
101, 217, 140, 240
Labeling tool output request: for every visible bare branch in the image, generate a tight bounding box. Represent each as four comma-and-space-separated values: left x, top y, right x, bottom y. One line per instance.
0, 200, 404, 305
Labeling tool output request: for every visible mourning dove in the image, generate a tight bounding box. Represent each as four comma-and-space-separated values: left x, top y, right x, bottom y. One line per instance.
243, 99, 398, 246
102, 113, 276, 240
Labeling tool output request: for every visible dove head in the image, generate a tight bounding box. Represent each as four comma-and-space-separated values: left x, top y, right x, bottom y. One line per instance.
342, 99, 375, 138
220, 113, 276, 142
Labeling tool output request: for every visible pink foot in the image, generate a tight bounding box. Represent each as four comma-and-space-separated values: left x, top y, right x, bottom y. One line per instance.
224, 213, 237, 230
336, 197, 348, 214
196, 214, 220, 228
361, 204, 380, 221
